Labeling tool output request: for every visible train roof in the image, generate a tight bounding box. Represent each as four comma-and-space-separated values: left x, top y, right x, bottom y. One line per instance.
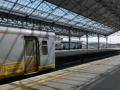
0, 26, 55, 37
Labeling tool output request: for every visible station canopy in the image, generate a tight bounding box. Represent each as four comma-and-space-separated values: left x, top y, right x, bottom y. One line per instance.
0, 0, 119, 36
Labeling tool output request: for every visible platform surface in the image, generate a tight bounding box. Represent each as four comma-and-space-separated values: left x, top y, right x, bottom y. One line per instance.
1, 54, 120, 90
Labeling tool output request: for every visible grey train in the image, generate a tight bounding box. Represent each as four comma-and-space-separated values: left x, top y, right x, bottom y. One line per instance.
55, 41, 82, 50
0, 26, 55, 79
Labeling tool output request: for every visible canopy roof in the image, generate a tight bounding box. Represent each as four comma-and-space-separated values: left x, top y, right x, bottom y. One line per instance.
0, 0, 118, 36
45, 0, 120, 35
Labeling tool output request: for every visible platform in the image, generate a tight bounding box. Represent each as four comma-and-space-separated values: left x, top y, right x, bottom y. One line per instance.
1, 54, 120, 90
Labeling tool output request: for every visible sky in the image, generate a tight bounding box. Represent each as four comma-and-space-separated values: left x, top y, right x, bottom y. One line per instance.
80, 35, 120, 44
62, 31, 120, 44
107, 32, 120, 44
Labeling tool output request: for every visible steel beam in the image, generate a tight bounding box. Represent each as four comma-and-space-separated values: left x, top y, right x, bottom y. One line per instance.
97, 34, 100, 49
106, 36, 108, 48
68, 28, 71, 50
86, 33, 88, 49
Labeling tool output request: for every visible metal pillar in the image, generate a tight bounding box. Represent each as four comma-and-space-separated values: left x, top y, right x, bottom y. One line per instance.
68, 29, 71, 50
97, 34, 100, 49
86, 34, 88, 49
79, 37, 81, 49
106, 36, 108, 48
79, 37, 81, 42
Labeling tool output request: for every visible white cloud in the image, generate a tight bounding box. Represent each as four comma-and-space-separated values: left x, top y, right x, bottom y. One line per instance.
60, 31, 120, 44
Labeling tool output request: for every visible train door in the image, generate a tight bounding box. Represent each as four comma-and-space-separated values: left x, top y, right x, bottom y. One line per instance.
24, 37, 38, 74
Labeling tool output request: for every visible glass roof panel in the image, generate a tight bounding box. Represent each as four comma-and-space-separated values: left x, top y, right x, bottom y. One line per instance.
68, 21, 78, 25
58, 18, 69, 24
38, 2, 53, 13
51, 8, 66, 17
63, 12, 77, 20
73, 16, 86, 22
0, 0, 114, 35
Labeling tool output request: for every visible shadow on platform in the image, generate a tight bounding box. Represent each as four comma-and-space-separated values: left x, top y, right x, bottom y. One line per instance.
77, 65, 120, 90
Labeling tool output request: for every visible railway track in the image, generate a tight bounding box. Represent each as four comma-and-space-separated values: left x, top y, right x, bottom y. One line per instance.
55, 49, 120, 68
56, 50, 119, 70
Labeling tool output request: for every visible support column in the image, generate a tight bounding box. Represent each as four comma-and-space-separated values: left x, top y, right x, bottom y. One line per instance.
79, 36, 81, 49
86, 33, 88, 49
97, 34, 100, 49
106, 36, 108, 48
79, 37, 81, 42
68, 29, 71, 50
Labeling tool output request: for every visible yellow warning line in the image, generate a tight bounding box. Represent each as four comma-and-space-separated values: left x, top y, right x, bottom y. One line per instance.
15, 59, 110, 90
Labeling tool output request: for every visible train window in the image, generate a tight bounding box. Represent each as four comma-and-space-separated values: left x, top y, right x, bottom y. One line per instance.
42, 41, 48, 55
25, 40, 34, 56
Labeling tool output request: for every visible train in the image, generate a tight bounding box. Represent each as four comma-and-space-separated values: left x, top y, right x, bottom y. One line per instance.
55, 41, 82, 50
0, 26, 55, 79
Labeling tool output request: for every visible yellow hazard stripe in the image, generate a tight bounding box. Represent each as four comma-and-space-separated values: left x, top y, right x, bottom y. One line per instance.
0, 62, 24, 75
39, 64, 55, 69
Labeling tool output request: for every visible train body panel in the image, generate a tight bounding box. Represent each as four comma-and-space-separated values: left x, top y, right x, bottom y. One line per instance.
38, 37, 55, 69
0, 34, 24, 78
0, 26, 55, 79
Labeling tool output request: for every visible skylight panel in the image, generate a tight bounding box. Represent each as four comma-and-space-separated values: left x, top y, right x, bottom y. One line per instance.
52, 8, 66, 17
17, 0, 28, 5
68, 21, 78, 25
73, 16, 85, 22
0, 0, 114, 35
58, 18, 70, 24
38, 2, 53, 13
44, 1, 57, 10
63, 12, 77, 20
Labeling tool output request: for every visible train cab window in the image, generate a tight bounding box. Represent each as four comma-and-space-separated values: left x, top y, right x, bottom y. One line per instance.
42, 41, 48, 55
